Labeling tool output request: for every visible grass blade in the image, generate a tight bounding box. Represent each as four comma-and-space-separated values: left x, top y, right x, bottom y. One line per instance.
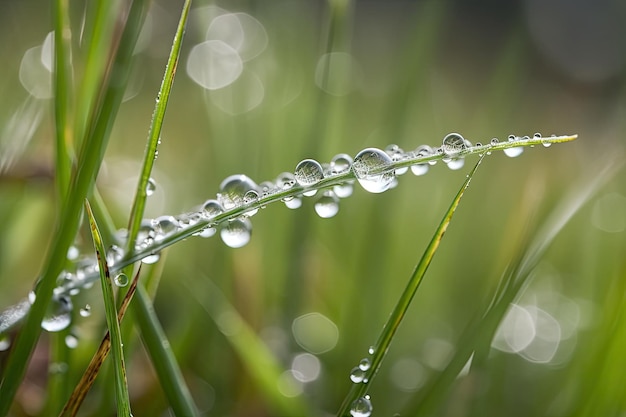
132, 285, 200, 417
0, 3, 148, 413
337, 154, 486, 417
85, 200, 131, 416
59, 265, 141, 417
126, 0, 192, 250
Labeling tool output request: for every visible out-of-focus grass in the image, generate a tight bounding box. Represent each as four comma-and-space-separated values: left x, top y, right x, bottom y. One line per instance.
0, 1, 625, 416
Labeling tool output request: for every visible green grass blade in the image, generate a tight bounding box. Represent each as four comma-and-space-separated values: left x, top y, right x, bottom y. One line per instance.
132, 285, 200, 417
0, 3, 148, 414
126, 0, 192, 250
188, 278, 312, 417
336, 154, 486, 417
53, 0, 73, 204
85, 200, 131, 416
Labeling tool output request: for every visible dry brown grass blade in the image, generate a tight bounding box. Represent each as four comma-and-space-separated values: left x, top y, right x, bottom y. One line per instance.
58, 264, 141, 417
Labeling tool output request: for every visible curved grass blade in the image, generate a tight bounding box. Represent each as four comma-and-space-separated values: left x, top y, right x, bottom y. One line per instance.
59, 265, 141, 417
85, 200, 131, 416
0, 3, 149, 413
337, 154, 486, 417
404, 158, 623, 416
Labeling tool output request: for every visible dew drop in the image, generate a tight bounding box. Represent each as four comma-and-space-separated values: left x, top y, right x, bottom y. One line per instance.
330, 153, 353, 174
359, 357, 371, 371
218, 174, 258, 210
350, 366, 366, 383
153, 215, 179, 240
283, 196, 302, 209
302, 189, 318, 197
350, 395, 373, 417
314, 191, 340, 218
114, 273, 129, 287
79, 304, 91, 317
333, 182, 353, 198
503, 147, 524, 158
28, 290, 36, 304
42, 295, 72, 332
352, 148, 395, 193
107, 245, 124, 264
67, 245, 79, 261
446, 158, 465, 170
202, 199, 224, 219
276, 172, 297, 190
490, 138, 499, 145
220, 218, 252, 248
411, 164, 429, 176
0, 334, 10, 351
198, 226, 217, 238
441, 133, 467, 156
368, 346, 375, 355
65, 334, 78, 349
294, 159, 324, 186
146, 178, 157, 196
141, 253, 161, 264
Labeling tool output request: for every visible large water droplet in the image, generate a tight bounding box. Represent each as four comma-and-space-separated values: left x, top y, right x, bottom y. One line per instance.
314, 191, 339, 218
218, 174, 258, 210
350, 366, 366, 383
141, 253, 161, 264
202, 199, 224, 219
294, 159, 324, 186
350, 395, 373, 417
153, 215, 179, 241
503, 135, 524, 158
146, 178, 157, 196
441, 133, 468, 156
220, 218, 252, 248
283, 196, 302, 209
333, 182, 353, 198
359, 357, 371, 371
446, 158, 465, 170
114, 273, 129, 287
42, 295, 72, 332
352, 148, 395, 193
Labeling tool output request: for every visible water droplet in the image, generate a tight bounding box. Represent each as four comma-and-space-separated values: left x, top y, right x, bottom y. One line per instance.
368, 346, 375, 355
411, 164, 429, 176
141, 253, 161, 264
314, 192, 339, 218
65, 334, 78, 349
218, 174, 258, 210
446, 158, 465, 170
441, 133, 467, 156
67, 246, 79, 261
220, 218, 252, 248
0, 334, 11, 351
333, 182, 353, 198
294, 159, 324, 186
114, 273, 129, 287
330, 153, 353, 174
243, 189, 260, 217
302, 189, 318, 197
198, 226, 217, 238
350, 395, 373, 417
153, 215, 179, 241
533, 132, 542, 139
79, 304, 91, 317
107, 245, 124, 264
276, 172, 296, 190
352, 148, 395, 193
283, 196, 302, 209
42, 295, 72, 332
350, 366, 366, 383
202, 199, 224, 219
490, 138, 499, 145
359, 357, 371, 371
28, 290, 37, 304
146, 178, 157, 196
503, 147, 524, 158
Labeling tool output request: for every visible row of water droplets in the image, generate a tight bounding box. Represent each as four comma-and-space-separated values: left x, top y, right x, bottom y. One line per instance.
9, 132, 558, 336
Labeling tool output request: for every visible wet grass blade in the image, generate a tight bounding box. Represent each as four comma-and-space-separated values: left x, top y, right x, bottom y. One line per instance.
337, 155, 486, 417
85, 200, 131, 416
59, 265, 141, 417
126, 0, 192, 248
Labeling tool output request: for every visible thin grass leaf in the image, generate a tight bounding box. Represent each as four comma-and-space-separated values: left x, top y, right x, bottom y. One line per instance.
53, 0, 73, 204
131, 285, 200, 417
188, 278, 312, 417
85, 200, 131, 416
337, 154, 486, 417
404, 158, 624, 416
126, 0, 192, 250
59, 265, 141, 417
0, 3, 149, 413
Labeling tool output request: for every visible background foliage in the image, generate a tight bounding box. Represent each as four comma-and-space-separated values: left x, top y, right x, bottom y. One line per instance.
0, 1, 625, 416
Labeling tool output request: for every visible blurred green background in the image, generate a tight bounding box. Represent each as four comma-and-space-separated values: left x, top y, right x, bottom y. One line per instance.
1, 0, 625, 416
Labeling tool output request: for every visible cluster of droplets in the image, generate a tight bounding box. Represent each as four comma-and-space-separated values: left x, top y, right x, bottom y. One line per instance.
345, 347, 376, 416
15, 132, 558, 336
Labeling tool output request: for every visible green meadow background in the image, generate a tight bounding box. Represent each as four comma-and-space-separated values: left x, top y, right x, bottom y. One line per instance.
0, 1, 625, 416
